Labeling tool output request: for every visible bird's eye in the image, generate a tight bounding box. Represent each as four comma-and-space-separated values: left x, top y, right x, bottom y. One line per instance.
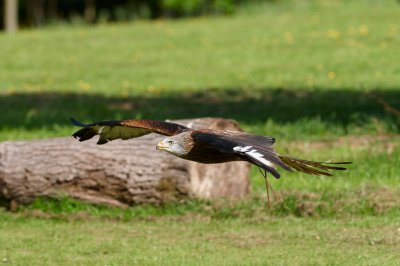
168, 140, 174, 146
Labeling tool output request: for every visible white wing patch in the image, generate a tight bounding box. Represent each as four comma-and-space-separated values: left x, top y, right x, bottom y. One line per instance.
233, 146, 253, 152
98, 126, 104, 134
233, 145, 275, 168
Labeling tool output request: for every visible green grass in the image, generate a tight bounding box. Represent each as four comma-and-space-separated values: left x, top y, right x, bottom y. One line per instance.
1, 0, 400, 264
0, 210, 399, 265
0, 0, 399, 141
0, 0, 400, 140
1, 1, 400, 94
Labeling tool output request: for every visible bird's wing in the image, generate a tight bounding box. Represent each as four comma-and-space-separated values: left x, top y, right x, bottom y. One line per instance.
191, 130, 292, 179
71, 118, 189, 145
278, 155, 351, 176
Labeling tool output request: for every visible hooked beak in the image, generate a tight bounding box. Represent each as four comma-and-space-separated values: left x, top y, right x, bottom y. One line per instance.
156, 141, 167, 150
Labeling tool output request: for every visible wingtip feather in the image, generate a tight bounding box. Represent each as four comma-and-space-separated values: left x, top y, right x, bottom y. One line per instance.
70, 118, 87, 127
72, 127, 97, 142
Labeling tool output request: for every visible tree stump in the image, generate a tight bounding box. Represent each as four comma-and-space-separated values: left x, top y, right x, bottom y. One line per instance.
0, 118, 250, 208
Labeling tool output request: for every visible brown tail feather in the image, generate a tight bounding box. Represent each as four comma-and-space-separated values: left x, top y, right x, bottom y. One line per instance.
278, 155, 351, 176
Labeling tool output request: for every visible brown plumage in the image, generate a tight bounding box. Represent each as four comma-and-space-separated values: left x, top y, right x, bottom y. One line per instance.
71, 118, 351, 179
71, 118, 187, 144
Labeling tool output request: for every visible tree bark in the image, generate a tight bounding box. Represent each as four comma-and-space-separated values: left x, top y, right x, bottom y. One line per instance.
84, 0, 96, 23
27, 0, 45, 26
47, 0, 58, 22
0, 118, 250, 208
4, 0, 18, 33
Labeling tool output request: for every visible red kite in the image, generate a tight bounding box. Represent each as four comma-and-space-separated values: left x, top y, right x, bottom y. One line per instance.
71, 118, 350, 179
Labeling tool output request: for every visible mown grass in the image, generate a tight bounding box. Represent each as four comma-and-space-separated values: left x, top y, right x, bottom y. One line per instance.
0, 0, 400, 265
1, 1, 399, 94
0, 209, 399, 266
0, 0, 399, 141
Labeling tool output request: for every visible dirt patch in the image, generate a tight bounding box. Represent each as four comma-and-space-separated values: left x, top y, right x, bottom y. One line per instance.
21, 209, 96, 221
273, 186, 400, 217
205, 231, 271, 249
286, 134, 400, 154
331, 226, 400, 247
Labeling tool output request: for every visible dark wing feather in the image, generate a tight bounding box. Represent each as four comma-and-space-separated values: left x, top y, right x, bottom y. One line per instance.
191, 130, 290, 179
71, 118, 188, 145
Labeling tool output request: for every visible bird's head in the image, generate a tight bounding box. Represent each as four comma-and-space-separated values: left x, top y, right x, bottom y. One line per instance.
156, 134, 192, 157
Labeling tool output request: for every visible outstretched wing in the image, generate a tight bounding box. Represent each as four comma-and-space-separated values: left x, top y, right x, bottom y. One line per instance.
71, 118, 189, 145
191, 130, 292, 179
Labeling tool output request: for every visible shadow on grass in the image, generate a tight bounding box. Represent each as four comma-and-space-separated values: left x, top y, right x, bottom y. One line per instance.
0, 87, 399, 132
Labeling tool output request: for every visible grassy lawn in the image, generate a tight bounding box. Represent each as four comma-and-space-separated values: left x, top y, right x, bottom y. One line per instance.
0, 0, 399, 141
1, 211, 399, 266
0, 0, 400, 264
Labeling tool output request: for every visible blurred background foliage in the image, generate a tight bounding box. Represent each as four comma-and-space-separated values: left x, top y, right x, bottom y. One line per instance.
0, 0, 282, 28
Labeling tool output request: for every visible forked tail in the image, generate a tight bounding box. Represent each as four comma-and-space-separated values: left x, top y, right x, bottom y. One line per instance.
278, 155, 351, 176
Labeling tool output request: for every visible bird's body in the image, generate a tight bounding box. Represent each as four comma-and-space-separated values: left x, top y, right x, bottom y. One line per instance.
162, 130, 243, 164
71, 118, 351, 179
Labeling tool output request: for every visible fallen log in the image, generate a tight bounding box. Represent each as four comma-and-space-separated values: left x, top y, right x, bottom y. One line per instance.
0, 118, 250, 208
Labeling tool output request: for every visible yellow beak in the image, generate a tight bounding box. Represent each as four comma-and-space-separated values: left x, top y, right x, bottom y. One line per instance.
156, 141, 167, 150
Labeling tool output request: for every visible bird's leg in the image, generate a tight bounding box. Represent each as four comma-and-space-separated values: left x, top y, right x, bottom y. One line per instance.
258, 167, 271, 208
264, 169, 271, 209
257, 168, 291, 212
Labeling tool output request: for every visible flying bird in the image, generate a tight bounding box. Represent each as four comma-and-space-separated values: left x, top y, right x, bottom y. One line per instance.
70, 118, 350, 180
